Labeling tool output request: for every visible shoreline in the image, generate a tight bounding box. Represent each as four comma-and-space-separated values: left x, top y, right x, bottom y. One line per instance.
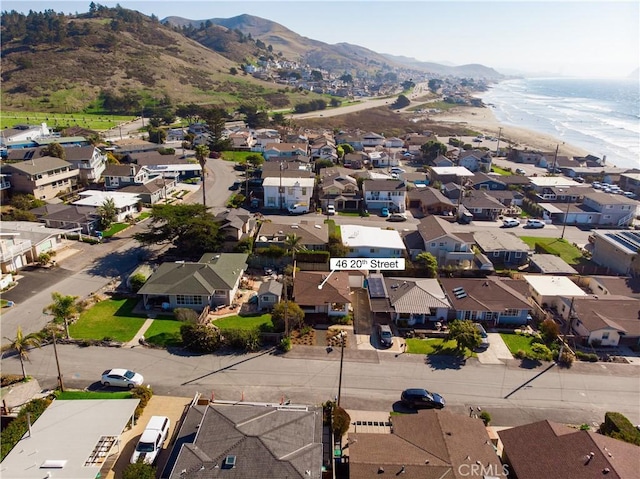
431, 105, 590, 158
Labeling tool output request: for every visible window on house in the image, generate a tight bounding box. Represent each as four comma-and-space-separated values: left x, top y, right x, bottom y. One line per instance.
302, 187, 307, 195
431, 242, 436, 247
502, 309, 519, 317
515, 252, 522, 258
370, 248, 376, 253
176, 295, 202, 305
439, 242, 445, 246
493, 252, 499, 257
602, 332, 610, 340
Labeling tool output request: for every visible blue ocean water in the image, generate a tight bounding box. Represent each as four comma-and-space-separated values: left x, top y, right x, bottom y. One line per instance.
479, 78, 639, 169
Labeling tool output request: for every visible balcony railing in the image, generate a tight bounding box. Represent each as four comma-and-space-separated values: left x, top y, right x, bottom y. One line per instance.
0, 240, 32, 262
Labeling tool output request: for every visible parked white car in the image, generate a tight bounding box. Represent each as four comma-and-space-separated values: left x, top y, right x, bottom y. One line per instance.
130, 416, 170, 465
502, 218, 520, 228
326, 204, 336, 215
525, 219, 545, 229
101, 369, 144, 389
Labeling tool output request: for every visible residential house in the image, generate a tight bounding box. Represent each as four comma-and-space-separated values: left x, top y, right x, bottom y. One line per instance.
407, 187, 456, 217
535, 185, 586, 202
343, 151, 367, 169
62, 145, 107, 184
440, 277, 532, 326
166, 127, 185, 141
72, 191, 141, 222
341, 225, 406, 258
1, 399, 140, 479
262, 177, 315, 210
0, 173, 10, 202
590, 230, 640, 276
522, 274, 588, 310
0, 221, 66, 273
507, 148, 551, 167
214, 207, 257, 250
138, 253, 249, 311
293, 270, 351, 317
461, 191, 505, 220
228, 130, 256, 150
585, 276, 640, 299
620, 172, 640, 196
432, 154, 454, 167
109, 138, 159, 155
349, 409, 503, 479
254, 221, 328, 251
257, 279, 282, 311
499, 420, 640, 479
368, 150, 397, 168
402, 172, 430, 187
580, 192, 638, 227
261, 160, 313, 179
317, 170, 361, 212
362, 131, 385, 148
428, 166, 475, 185
473, 230, 531, 267
484, 189, 524, 209
128, 152, 202, 181
528, 176, 582, 193
102, 164, 150, 189
33, 204, 99, 235
252, 128, 281, 151
120, 177, 176, 205
335, 132, 364, 151
458, 150, 492, 172
469, 172, 506, 191
528, 254, 578, 275
166, 402, 323, 479
362, 179, 406, 212
309, 138, 338, 162
565, 295, 640, 347
384, 137, 404, 148
0, 122, 52, 150
2, 156, 78, 200
407, 216, 475, 267
367, 274, 451, 326
262, 142, 308, 160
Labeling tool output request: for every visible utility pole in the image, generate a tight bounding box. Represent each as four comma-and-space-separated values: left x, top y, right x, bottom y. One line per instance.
495, 127, 502, 157
551, 144, 559, 173
337, 331, 346, 407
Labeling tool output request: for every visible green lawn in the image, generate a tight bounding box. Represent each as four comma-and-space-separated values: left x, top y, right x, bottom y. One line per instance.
491, 165, 513, 176
405, 338, 463, 355
70, 298, 146, 342
137, 212, 151, 221
213, 314, 273, 330
144, 318, 184, 348
56, 391, 132, 400
337, 211, 361, 217
520, 237, 584, 265
499, 333, 537, 355
101, 223, 130, 238
220, 151, 258, 162
1, 299, 9, 308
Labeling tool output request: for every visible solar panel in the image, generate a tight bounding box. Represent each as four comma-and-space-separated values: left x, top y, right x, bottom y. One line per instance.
368, 276, 387, 298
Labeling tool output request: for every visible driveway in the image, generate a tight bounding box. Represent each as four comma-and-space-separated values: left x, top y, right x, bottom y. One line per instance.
352, 288, 372, 335
476, 333, 514, 365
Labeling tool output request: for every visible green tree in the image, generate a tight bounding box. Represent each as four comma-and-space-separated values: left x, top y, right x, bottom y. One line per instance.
180, 323, 221, 353
246, 153, 264, 169
44, 292, 79, 339
341, 143, 354, 155
134, 204, 221, 258
328, 234, 349, 257
129, 273, 147, 292
3, 326, 42, 380
195, 144, 210, 207
284, 233, 305, 260
392, 94, 410, 109
97, 197, 117, 230
448, 319, 481, 354
271, 301, 304, 333
539, 318, 560, 343
420, 140, 448, 162
122, 462, 156, 479
415, 252, 438, 277
41, 142, 65, 160
10, 193, 45, 211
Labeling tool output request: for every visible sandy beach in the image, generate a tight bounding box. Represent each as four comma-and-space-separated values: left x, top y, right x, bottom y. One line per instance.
432, 105, 589, 158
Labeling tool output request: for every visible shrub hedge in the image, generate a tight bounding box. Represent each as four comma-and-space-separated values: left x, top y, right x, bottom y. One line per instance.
1, 397, 52, 460
600, 412, 640, 446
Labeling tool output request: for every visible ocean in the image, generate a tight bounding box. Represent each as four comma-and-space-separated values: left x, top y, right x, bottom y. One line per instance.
479, 78, 639, 169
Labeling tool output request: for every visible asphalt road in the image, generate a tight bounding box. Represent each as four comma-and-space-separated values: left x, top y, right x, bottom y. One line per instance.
2, 343, 638, 428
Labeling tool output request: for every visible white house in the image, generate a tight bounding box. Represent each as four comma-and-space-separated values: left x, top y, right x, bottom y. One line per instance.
262, 176, 315, 210
362, 179, 407, 212
523, 274, 587, 310
340, 224, 406, 258
73, 191, 141, 222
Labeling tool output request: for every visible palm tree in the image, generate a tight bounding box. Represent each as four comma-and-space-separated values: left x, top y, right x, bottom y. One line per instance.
195, 144, 211, 207
44, 292, 79, 339
97, 197, 117, 230
284, 233, 304, 260
4, 326, 42, 380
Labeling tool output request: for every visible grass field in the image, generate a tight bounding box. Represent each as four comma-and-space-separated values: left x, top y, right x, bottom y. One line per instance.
144, 318, 183, 348
520, 237, 584, 265
491, 165, 513, 176
70, 298, 146, 342
220, 151, 258, 162
499, 333, 538, 355
212, 314, 273, 330
56, 391, 132, 400
0, 111, 135, 130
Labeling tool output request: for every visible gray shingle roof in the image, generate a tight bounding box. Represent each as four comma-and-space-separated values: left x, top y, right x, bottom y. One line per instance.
5, 156, 73, 175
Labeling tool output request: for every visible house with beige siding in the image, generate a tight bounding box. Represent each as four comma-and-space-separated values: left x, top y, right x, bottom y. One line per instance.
3, 156, 78, 200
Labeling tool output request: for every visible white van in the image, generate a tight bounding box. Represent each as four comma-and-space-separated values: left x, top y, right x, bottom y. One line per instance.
130, 416, 170, 465
287, 203, 309, 214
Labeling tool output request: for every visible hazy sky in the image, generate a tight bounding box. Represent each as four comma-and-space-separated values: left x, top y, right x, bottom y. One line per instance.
3, 0, 638, 78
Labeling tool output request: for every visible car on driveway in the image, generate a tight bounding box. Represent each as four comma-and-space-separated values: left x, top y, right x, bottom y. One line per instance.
380, 207, 390, 217
387, 213, 408, 222
502, 218, 520, 228
525, 219, 545, 229
474, 323, 490, 349
130, 415, 170, 465
377, 324, 393, 348
326, 204, 336, 215
401, 388, 445, 409
101, 368, 144, 389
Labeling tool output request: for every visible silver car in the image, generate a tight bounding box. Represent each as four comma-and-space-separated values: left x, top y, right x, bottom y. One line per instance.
101, 368, 144, 389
